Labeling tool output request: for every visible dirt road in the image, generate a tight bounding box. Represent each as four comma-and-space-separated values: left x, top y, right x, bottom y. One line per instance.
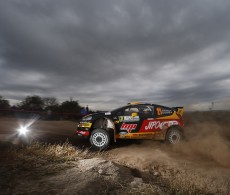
0, 112, 230, 194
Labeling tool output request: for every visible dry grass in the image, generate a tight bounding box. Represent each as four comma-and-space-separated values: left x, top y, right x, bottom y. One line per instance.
0, 141, 99, 193
2, 141, 82, 162
159, 169, 230, 195
136, 160, 230, 195
1, 141, 230, 194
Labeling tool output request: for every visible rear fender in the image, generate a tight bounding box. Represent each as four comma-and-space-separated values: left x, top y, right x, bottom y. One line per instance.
165, 125, 184, 139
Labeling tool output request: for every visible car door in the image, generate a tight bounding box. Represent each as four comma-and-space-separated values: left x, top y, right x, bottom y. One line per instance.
139, 105, 165, 133
114, 106, 141, 134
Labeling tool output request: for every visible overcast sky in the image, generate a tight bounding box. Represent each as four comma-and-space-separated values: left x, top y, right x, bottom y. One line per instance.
0, 0, 230, 111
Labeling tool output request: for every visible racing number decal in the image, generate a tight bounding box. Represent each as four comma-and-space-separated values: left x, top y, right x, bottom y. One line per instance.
156, 107, 162, 115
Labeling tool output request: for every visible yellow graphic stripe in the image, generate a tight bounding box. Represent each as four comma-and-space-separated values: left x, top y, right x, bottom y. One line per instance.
177, 108, 184, 116
157, 112, 179, 119
78, 123, 92, 128
116, 132, 166, 140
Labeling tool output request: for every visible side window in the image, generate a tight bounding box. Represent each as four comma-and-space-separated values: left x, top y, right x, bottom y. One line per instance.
117, 106, 140, 122
124, 107, 139, 116
139, 105, 154, 117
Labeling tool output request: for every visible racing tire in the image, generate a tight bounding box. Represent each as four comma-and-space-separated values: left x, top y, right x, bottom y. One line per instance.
166, 127, 182, 144
90, 129, 110, 151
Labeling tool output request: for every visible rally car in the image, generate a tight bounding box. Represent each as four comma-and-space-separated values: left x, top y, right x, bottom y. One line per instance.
76, 102, 184, 150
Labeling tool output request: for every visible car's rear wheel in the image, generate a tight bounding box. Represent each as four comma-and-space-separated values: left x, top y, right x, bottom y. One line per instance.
90, 129, 110, 150
166, 127, 182, 144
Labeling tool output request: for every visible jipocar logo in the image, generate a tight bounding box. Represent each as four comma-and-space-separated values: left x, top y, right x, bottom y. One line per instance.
121, 123, 137, 133
145, 120, 179, 130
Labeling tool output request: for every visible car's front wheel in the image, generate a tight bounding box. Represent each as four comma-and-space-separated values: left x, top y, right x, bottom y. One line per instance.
166, 127, 182, 144
90, 129, 110, 150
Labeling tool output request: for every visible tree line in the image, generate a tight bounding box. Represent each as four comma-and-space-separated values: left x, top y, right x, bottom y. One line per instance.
0, 95, 86, 119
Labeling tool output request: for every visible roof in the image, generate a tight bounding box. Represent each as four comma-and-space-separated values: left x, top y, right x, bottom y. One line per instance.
127, 101, 150, 105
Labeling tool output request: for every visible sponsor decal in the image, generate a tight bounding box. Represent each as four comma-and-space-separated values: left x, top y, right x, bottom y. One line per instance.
156, 107, 173, 116
124, 116, 139, 122
145, 120, 179, 130
119, 116, 124, 121
120, 123, 137, 133
119, 116, 140, 122
161, 109, 173, 115
119, 131, 128, 135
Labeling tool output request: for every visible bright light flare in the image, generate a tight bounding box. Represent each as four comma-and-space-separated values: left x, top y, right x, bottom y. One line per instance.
17, 126, 29, 135
16, 114, 40, 137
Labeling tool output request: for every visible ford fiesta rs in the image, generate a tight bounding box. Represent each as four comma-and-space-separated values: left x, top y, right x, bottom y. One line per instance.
76, 102, 184, 150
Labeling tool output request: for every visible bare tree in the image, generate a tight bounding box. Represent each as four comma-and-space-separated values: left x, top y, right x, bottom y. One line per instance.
43, 97, 59, 109
0, 96, 10, 110
19, 95, 44, 111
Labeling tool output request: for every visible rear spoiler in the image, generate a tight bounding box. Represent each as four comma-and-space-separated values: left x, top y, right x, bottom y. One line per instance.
172, 107, 184, 116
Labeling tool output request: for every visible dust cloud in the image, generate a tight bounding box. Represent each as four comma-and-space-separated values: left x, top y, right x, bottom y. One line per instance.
176, 111, 230, 167
108, 111, 230, 169
108, 142, 175, 171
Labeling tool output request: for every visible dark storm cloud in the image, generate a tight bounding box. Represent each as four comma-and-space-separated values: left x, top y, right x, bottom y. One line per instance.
0, 0, 230, 110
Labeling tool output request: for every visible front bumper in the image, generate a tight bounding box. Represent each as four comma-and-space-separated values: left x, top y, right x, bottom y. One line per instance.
76, 122, 92, 137
76, 130, 90, 137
